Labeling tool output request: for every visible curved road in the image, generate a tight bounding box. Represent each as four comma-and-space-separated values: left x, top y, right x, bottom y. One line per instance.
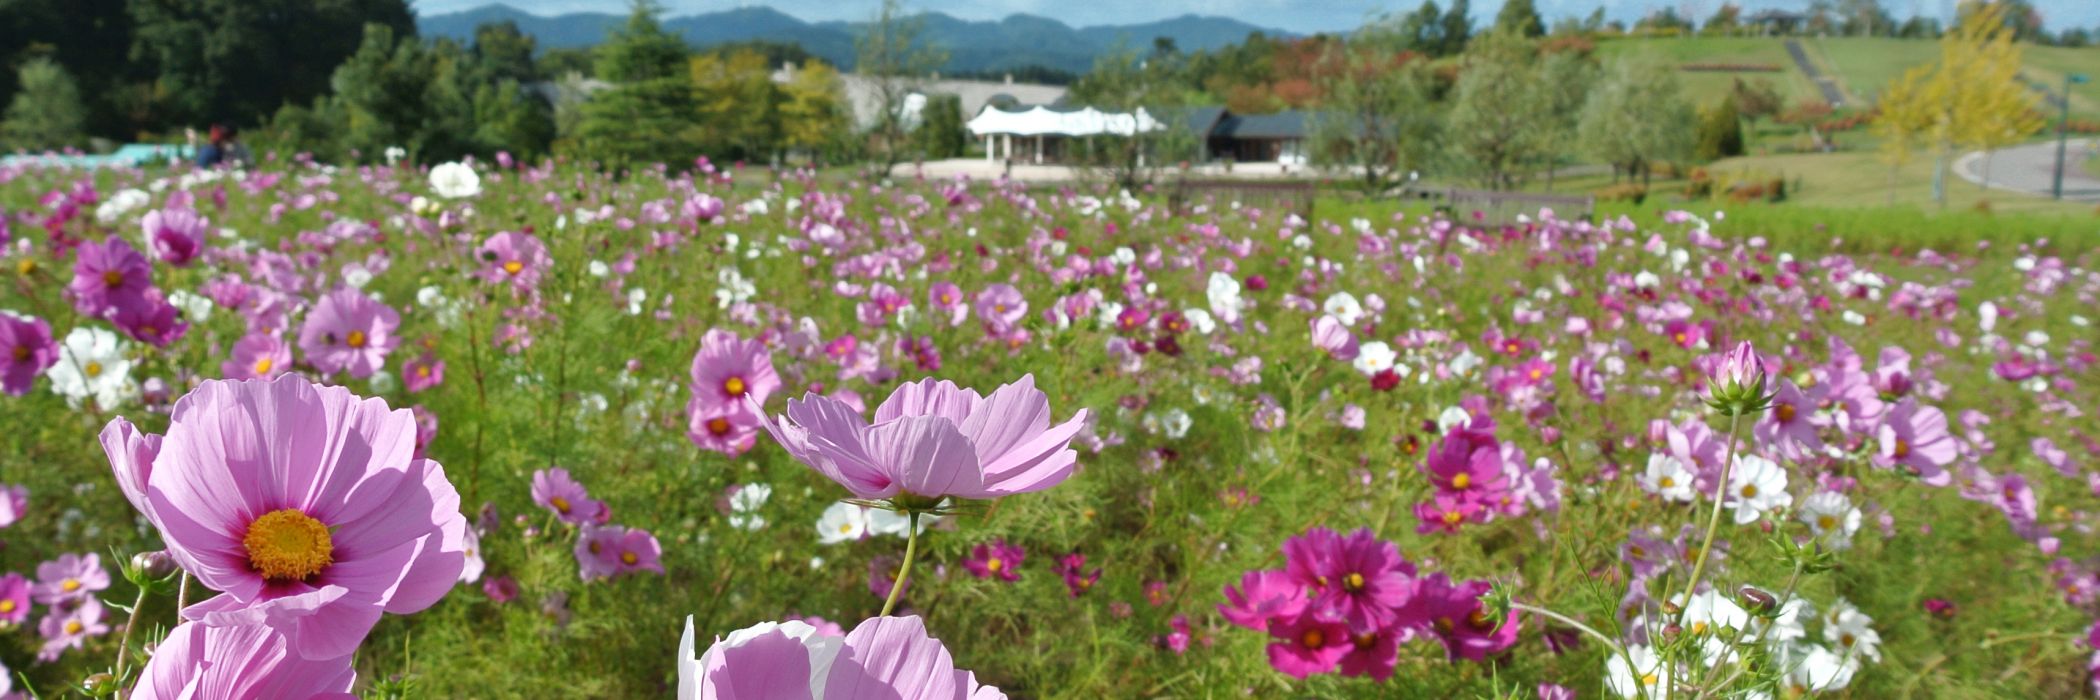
1957, 139, 2100, 202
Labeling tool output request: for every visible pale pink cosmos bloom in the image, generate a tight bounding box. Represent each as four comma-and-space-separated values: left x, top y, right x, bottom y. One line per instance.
474, 231, 552, 291
32, 553, 108, 605
221, 332, 292, 380
130, 621, 357, 700
753, 374, 1089, 502
101, 377, 466, 660
142, 207, 209, 267
36, 596, 108, 662
677, 615, 1006, 699
1876, 397, 1958, 487
532, 467, 605, 525
297, 289, 401, 379
690, 329, 781, 412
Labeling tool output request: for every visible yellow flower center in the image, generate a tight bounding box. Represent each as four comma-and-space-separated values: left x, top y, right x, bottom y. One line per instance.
838, 523, 854, 534
1740, 485, 1759, 499
1776, 403, 1796, 422
1452, 473, 1471, 489
1691, 621, 1710, 635
986, 558, 1004, 573
346, 331, 368, 349
1343, 572, 1366, 592
1300, 628, 1326, 648
1817, 515, 1837, 530
14, 259, 34, 276
940, 293, 955, 304
1893, 438, 1911, 459
723, 376, 747, 397
620, 551, 638, 566
1840, 632, 1856, 647
102, 270, 124, 288
1673, 332, 1687, 344
1529, 368, 1543, 380
65, 620, 82, 635
417, 365, 431, 378
706, 418, 732, 436
0, 599, 14, 613
1658, 476, 1676, 489
83, 361, 103, 378
503, 260, 524, 276
1442, 510, 1464, 525
1640, 672, 1659, 686
550, 496, 572, 514
242, 509, 334, 581
9, 346, 27, 362
253, 357, 274, 375
61, 579, 79, 593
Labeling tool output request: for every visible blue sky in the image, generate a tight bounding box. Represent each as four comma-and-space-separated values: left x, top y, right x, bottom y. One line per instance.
411, 0, 2100, 35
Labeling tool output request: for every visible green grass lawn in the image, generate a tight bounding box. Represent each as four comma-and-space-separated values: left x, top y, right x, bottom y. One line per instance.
1593, 36, 1821, 107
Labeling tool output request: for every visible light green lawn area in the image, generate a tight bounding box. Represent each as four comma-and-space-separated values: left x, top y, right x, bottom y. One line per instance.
1592, 36, 1820, 107
1808, 37, 2100, 117
1708, 151, 2098, 215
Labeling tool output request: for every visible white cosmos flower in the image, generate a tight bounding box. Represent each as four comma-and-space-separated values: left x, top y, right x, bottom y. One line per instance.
428, 161, 481, 199
588, 260, 611, 278
1822, 599, 1882, 663
1352, 341, 1397, 376
1797, 491, 1861, 550
1675, 589, 1750, 666
1205, 272, 1243, 324
459, 528, 484, 584
49, 327, 135, 411
715, 268, 756, 308
728, 483, 771, 531
626, 288, 649, 316
815, 502, 869, 545
866, 507, 937, 537
166, 290, 214, 321
1182, 309, 1217, 335
1759, 596, 1813, 647
1783, 644, 1858, 692
1605, 644, 1671, 699
1322, 292, 1364, 326
95, 189, 150, 224
1724, 454, 1792, 524
1641, 454, 1697, 503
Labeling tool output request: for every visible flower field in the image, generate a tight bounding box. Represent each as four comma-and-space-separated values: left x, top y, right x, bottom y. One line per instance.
0, 156, 2096, 698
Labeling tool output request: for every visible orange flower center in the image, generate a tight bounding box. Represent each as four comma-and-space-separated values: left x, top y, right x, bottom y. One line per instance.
706, 417, 732, 436
102, 270, 124, 288
1893, 438, 1911, 459
723, 376, 747, 397
503, 260, 524, 276
253, 357, 274, 375
1776, 403, 1796, 422
1300, 628, 1326, 648
1452, 473, 1472, 489
243, 509, 334, 581
551, 496, 572, 514
9, 346, 27, 362
986, 558, 1004, 573
620, 551, 638, 566
1442, 510, 1464, 525
346, 331, 368, 349
1342, 572, 1366, 592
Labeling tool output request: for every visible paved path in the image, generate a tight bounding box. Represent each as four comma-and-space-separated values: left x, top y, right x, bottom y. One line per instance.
1785, 40, 1847, 107
1956, 138, 2100, 202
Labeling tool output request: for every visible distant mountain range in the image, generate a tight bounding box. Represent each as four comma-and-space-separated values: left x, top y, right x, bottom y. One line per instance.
416, 4, 1295, 75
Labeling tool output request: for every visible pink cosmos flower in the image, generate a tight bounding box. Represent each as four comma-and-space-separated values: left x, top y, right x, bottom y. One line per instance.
963, 539, 1024, 582
102, 377, 467, 660
68, 236, 155, 317
110, 294, 189, 348
1755, 380, 1826, 460
402, 353, 445, 393
221, 332, 292, 380
1422, 419, 1511, 502
1218, 570, 1310, 631
531, 467, 605, 525
142, 207, 208, 267
475, 231, 551, 291
0, 483, 23, 529
483, 576, 519, 603
130, 621, 357, 700
1056, 553, 1102, 598
1409, 573, 1519, 661
0, 313, 57, 395
1415, 494, 1484, 534
690, 329, 781, 411
0, 573, 29, 624
36, 597, 108, 662
297, 289, 401, 379
1876, 398, 1957, 486
1337, 623, 1407, 680
975, 284, 1027, 335
575, 525, 663, 581
1283, 527, 1417, 629
928, 282, 969, 326
1310, 315, 1358, 360
32, 553, 108, 605
688, 399, 762, 456
677, 614, 1006, 699
1266, 614, 1352, 679
754, 374, 1089, 503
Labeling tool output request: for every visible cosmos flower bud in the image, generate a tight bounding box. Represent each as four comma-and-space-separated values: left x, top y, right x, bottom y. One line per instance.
130, 550, 178, 580
1704, 341, 1774, 416
1737, 586, 1778, 617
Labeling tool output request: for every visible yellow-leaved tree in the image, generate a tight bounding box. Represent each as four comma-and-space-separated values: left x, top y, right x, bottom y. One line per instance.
1875, 1, 2045, 206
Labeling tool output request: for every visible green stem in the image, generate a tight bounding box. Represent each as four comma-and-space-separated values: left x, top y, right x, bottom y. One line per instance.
879, 511, 922, 617
1680, 412, 1745, 603
113, 586, 149, 682
176, 572, 190, 610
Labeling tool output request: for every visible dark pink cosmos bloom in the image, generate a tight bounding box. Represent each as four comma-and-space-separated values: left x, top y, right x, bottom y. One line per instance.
1056, 553, 1102, 598
1662, 319, 1705, 349
110, 294, 188, 348
297, 289, 401, 380
1422, 419, 1510, 498
141, 207, 208, 267
687, 398, 761, 456
32, 552, 108, 605
678, 615, 1005, 699
1310, 315, 1359, 360
1875, 398, 1957, 486
1415, 494, 1484, 535
1287, 527, 1417, 629
410, 405, 438, 460
531, 467, 605, 526
963, 539, 1024, 582
0, 573, 29, 624
1755, 380, 1826, 460
105, 377, 467, 660
1266, 614, 1351, 679
2034, 438, 2078, 479
1409, 573, 1519, 661
402, 353, 444, 393
1218, 569, 1310, 631
36, 596, 108, 662
1337, 622, 1408, 680
129, 621, 356, 700
221, 332, 292, 380
690, 329, 781, 412
754, 374, 1089, 502
482, 575, 519, 603
0, 313, 57, 395
975, 284, 1027, 335
67, 237, 154, 316
575, 525, 662, 581
475, 231, 551, 291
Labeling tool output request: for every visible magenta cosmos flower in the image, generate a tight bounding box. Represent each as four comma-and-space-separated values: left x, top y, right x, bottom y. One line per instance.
101, 377, 467, 660
221, 332, 292, 380
1282, 528, 1417, 630
754, 374, 1089, 504
0, 573, 28, 624
402, 352, 445, 393
963, 539, 1024, 582
690, 329, 781, 410
142, 207, 209, 267
67, 236, 155, 317
677, 614, 1006, 699
1875, 397, 1957, 486
475, 231, 551, 291
130, 621, 356, 700
298, 288, 401, 379
532, 467, 606, 525
0, 313, 58, 395
974, 284, 1027, 335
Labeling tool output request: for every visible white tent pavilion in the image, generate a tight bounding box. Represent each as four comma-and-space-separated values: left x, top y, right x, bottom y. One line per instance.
966, 105, 1163, 163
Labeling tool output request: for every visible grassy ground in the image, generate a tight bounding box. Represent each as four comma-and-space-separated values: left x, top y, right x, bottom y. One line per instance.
1805, 37, 2100, 117
1592, 36, 1822, 106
